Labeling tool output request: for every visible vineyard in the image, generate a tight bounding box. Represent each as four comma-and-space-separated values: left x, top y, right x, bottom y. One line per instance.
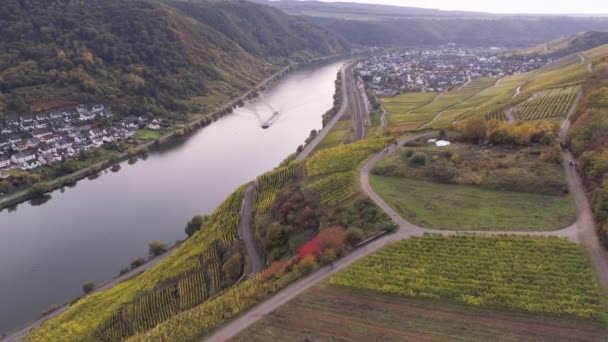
485, 111, 508, 121
307, 172, 357, 205
254, 160, 306, 215
516, 86, 579, 120
127, 276, 284, 341
23, 186, 248, 342
330, 234, 606, 321
306, 139, 388, 177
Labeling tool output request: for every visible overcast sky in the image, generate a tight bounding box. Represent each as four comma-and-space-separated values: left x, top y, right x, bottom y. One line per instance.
317, 0, 608, 14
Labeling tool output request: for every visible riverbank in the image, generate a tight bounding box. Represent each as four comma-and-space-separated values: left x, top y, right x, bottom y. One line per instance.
0, 53, 354, 211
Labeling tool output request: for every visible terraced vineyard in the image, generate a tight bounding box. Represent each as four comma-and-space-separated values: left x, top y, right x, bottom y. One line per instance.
516, 86, 579, 120
254, 160, 306, 214
330, 234, 607, 321
485, 111, 508, 121
380, 92, 438, 114
306, 139, 388, 177
23, 186, 248, 342
307, 171, 357, 205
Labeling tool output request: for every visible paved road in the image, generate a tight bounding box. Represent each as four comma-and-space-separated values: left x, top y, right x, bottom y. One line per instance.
296, 63, 351, 160
559, 87, 608, 294
206, 132, 589, 341
238, 184, 263, 275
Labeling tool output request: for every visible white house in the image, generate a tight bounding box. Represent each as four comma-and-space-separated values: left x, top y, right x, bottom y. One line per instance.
11, 151, 36, 164
0, 156, 10, 169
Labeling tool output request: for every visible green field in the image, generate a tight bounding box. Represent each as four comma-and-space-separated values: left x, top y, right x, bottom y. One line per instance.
134, 129, 162, 141
235, 235, 608, 342
370, 175, 575, 230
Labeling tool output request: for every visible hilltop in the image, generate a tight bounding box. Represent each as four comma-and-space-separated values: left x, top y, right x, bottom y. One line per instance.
517, 31, 608, 57
0, 0, 348, 119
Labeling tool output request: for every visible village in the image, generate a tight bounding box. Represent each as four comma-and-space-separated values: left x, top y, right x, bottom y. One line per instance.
357, 45, 553, 96
0, 105, 163, 175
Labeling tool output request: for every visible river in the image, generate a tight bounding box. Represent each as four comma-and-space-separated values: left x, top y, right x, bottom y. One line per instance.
0, 59, 347, 334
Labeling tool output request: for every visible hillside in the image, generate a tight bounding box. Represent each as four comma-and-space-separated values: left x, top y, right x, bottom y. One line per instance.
0, 0, 348, 119
251, 0, 485, 19
256, 0, 608, 47
324, 18, 608, 47
518, 31, 608, 57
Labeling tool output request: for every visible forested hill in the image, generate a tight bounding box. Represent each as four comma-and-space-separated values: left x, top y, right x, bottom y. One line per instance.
255, 0, 608, 48
517, 31, 608, 57
0, 0, 348, 119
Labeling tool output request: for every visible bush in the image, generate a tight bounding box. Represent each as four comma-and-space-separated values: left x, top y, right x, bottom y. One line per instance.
403, 149, 415, 158
295, 255, 317, 275
29, 182, 51, 198
82, 281, 95, 294
148, 240, 167, 257
131, 256, 145, 269
320, 248, 338, 264
185, 215, 208, 238
265, 222, 288, 250
222, 253, 243, 282
409, 152, 427, 166
345, 227, 364, 246
424, 160, 458, 183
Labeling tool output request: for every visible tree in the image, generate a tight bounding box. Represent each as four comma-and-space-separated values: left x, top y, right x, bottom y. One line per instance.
131, 256, 145, 269
409, 152, 427, 166
148, 240, 167, 257
29, 182, 51, 198
82, 281, 95, 294
185, 215, 208, 238
345, 227, 364, 246
265, 222, 287, 250
221, 253, 243, 282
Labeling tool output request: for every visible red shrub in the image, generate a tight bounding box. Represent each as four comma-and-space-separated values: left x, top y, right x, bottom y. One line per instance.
260, 260, 290, 280
297, 236, 321, 259
318, 226, 346, 250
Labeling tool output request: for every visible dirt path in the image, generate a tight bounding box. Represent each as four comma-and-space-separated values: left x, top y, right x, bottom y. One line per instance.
380, 107, 387, 129
578, 53, 586, 64
505, 108, 517, 124
296, 63, 351, 160
559, 89, 608, 295
238, 184, 263, 275
512, 86, 521, 99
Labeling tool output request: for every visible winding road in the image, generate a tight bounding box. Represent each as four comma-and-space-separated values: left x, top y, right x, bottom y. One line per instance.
207, 86, 608, 340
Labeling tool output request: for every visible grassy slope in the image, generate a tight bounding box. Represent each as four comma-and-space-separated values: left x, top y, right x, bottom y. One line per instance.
380, 78, 495, 131
370, 175, 575, 231
426, 50, 597, 128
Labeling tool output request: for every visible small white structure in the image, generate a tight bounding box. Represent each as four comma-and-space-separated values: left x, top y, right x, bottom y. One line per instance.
436, 140, 451, 147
